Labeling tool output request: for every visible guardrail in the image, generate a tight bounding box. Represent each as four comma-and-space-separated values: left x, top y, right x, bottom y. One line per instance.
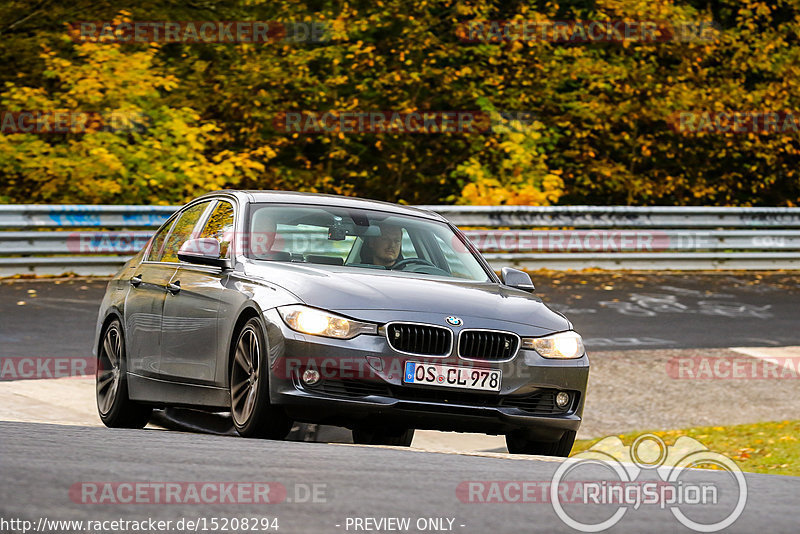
0, 205, 174, 229
421, 205, 800, 228
2, 204, 800, 276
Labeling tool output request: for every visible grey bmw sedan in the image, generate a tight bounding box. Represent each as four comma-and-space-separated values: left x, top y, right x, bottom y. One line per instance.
94, 190, 589, 456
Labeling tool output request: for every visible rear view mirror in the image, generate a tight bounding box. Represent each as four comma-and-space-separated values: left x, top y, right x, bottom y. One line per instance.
178, 238, 231, 269
501, 267, 535, 292
328, 216, 347, 240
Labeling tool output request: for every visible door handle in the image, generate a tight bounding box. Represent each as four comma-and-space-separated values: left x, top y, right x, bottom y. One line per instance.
166, 281, 181, 295
130, 275, 142, 287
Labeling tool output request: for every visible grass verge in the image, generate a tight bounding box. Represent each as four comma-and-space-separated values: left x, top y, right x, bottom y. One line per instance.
572, 420, 799, 476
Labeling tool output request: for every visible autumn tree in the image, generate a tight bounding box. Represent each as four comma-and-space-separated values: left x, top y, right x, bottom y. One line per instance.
1, 0, 799, 206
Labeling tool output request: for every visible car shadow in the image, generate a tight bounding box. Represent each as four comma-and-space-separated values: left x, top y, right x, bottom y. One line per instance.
152, 407, 354, 443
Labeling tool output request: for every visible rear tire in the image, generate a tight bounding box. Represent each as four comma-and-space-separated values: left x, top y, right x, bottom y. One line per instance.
230, 317, 292, 439
96, 319, 152, 429
352, 427, 414, 446
506, 430, 576, 457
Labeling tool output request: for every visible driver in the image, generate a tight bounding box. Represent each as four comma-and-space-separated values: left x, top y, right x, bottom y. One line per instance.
360, 223, 403, 267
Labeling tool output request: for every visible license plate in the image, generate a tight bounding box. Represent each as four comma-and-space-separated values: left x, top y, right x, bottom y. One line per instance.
403, 361, 501, 392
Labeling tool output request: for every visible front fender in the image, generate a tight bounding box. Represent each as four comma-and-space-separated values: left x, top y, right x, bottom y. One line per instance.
216, 274, 304, 385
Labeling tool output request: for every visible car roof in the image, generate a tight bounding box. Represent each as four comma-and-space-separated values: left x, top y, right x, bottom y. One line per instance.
196, 190, 448, 222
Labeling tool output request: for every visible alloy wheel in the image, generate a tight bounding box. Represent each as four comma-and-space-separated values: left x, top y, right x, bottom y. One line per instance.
231, 325, 260, 425
97, 324, 122, 415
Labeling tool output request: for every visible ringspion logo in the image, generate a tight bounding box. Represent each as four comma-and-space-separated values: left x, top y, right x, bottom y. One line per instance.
550, 434, 746, 532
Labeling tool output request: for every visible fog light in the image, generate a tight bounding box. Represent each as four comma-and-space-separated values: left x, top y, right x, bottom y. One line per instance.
302, 369, 320, 386
555, 391, 570, 408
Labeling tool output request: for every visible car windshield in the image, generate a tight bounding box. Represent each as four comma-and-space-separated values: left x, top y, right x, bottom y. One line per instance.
246, 203, 491, 282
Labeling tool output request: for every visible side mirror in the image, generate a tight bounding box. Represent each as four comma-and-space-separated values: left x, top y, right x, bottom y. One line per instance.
501, 267, 535, 292
178, 238, 231, 269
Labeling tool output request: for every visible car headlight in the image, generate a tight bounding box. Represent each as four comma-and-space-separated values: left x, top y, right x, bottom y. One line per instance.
278, 305, 377, 339
521, 331, 585, 359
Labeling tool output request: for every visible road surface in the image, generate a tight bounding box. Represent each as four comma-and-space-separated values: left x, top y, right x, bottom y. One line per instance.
2, 272, 799, 357
1, 422, 797, 534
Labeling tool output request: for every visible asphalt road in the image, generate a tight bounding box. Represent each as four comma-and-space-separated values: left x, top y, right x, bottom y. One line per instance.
2, 272, 799, 357
536, 271, 800, 350
1, 421, 797, 534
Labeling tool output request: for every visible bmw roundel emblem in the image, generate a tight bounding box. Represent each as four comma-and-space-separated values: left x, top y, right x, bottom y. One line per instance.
445, 316, 463, 326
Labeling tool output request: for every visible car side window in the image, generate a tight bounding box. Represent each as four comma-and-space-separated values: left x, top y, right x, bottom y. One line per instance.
158, 201, 212, 263
200, 201, 235, 258
146, 220, 174, 262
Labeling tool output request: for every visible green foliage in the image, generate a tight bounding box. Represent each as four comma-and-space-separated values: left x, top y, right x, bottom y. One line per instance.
573, 420, 800, 476
0, 37, 267, 204
1, 0, 799, 205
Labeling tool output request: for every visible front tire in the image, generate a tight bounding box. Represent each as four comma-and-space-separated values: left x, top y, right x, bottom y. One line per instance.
506, 430, 576, 457
352, 427, 415, 446
96, 319, 152, 428
230, 317, 292, 439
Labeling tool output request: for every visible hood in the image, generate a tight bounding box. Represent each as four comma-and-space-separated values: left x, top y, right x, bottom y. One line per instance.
243, 262, 570, 332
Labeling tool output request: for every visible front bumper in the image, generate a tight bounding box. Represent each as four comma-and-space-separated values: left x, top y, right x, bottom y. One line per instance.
280, 388, 583, 440
263, 309, 589, 439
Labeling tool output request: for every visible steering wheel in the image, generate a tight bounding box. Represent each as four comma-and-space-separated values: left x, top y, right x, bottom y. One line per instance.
391, 257, 437, 271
